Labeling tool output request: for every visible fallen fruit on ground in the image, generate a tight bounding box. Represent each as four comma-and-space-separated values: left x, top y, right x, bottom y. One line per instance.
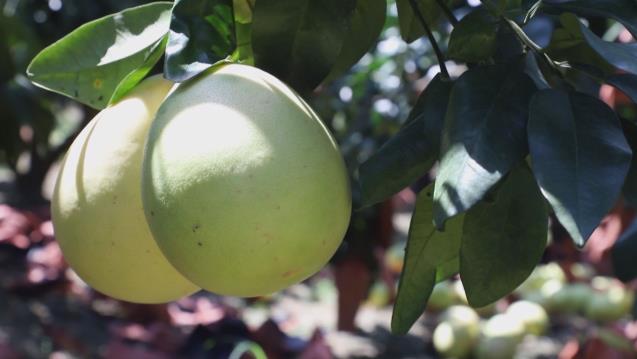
476, 314, 525, 359
506, 300, 549, 335
428, 281, 457, 311
51, 76, 199, 303
433, 306, 480, 358
585, 278, 634, 322
142, 64, 351, 297
548, 282, 592, 314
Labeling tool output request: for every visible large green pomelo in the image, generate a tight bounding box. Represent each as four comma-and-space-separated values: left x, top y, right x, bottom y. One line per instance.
51, 76, 199, 303
142, 64, 351, 297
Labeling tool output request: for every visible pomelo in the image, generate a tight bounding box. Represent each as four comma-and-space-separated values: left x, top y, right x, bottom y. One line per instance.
142, 64, 351, 297
51, 75, 199, 303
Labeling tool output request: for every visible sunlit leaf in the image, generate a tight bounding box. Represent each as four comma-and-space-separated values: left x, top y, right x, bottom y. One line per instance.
27, 2, 172, 109
433, 60, 537, 228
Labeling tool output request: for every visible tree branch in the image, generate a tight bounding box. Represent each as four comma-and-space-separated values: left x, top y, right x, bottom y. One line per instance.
409, 0, 450, 79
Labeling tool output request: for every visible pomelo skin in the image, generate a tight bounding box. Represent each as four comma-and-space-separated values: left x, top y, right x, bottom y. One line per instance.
142, 64, 351, 297
52, 75, 199, 303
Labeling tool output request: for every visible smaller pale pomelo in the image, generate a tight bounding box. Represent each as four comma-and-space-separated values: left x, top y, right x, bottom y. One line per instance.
52, 75, 199, 303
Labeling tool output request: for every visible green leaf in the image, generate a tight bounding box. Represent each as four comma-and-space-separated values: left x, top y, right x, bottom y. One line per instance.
324, 0, 386, 82
542, 0, 637, 37
396, 0, 443, 43
433, 61, 537, 228
111, 36, 168, 104
612, 220, 637, 282
528, 89, 632, 246
26, 2, 172, 109
559, 13, 637, 76
448, 9, 499, 63
622, 120, 637, 208
392, 183, 464, 334
493, 19, 524, 65
523, 52, 550, 90
358, 75, 453, 208
460, 164, 548, 307
251, 0, 357, 93
164, 0, 236, 82
435, 256, 459, 283
547, 27, 614, 78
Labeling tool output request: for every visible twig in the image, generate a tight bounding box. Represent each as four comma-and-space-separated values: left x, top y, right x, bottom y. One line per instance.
409, 0, 450, 79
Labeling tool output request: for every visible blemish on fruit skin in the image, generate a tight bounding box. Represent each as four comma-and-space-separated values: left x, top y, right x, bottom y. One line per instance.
93, 78, 103, 89
282, 269, 299, 278
197, 242, 203, 247
150, 210, 155, 216
192, 224, 200, 232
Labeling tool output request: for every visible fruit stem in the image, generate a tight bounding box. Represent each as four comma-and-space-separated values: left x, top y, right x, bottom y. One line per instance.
408, 0, 450, 80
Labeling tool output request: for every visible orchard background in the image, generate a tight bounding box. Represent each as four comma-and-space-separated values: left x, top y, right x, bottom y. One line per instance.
1, 0, 637, 358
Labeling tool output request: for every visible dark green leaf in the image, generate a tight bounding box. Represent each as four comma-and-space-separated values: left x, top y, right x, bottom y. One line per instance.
622, 120, 637, 208
560, 13, 637, 76
252, 0, 356, 93
359, 75, 453, 208
612, 220, 637, 282
165, 0, 235, 82
493, 19, 524, 64
460, 164, 548, 307
542, 0, 637, 37
528, 89, 632, 246
523, 52, 550, 89
396, 0, 443, 43
325, 0, 386, 82
392, 184, 464, 334
448, 9, 498, 63
547, 26, 615, 77
26, 2, 172, 109
433, 61, 537, 228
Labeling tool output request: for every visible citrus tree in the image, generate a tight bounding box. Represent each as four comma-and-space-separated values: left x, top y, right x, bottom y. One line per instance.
26, 0, 637, 334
